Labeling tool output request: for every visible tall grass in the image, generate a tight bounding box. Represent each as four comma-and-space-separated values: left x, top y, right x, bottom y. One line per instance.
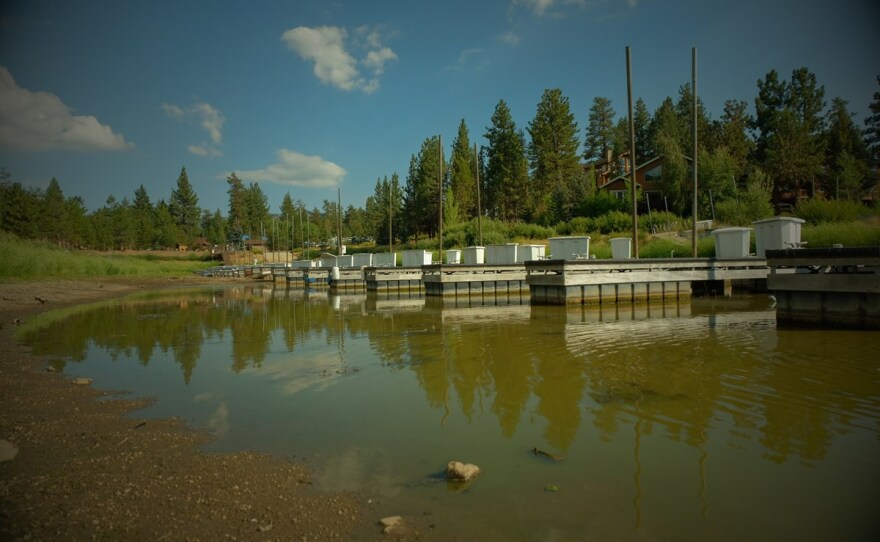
801, 222, 880, 248
0, 233, 214, 281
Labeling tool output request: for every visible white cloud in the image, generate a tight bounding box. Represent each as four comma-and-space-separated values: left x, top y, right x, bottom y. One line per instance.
513, 0, 589, 17
363, 47, 398, 75
281, 25, 397, 94
0, 66, 131, 151
499, 31, 521, 45
163, 100, 225, 157
188, 143, 223, 157
234, 149, 347, 189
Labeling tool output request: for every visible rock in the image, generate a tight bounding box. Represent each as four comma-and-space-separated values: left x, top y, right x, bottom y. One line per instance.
0, 439, 19, 462
446, 460, 480, 481
72, 377, 93, 386
379, 515, 402, 534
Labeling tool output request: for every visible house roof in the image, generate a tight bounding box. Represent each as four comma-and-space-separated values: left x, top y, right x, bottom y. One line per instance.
599, 154, 692, 190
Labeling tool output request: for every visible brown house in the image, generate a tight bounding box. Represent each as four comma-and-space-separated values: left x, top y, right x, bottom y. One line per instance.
598, 155, 692, 211
244, 239, 266, 251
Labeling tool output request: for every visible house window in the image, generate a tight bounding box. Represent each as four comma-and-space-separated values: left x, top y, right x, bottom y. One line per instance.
645, 165, 662, 184
612, 190, 627, 200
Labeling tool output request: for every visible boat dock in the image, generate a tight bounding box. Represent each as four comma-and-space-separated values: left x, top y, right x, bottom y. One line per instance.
767, 246, 880, 329
421, 264, 527, 296
362, 266, 423, 293
524, 257, 770, 305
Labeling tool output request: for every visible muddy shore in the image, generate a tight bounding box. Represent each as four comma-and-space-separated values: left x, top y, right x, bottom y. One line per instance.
0, 278, 415, 541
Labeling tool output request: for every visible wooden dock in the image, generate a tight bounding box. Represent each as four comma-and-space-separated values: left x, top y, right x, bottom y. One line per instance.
525, 257, 771, 305
767, 246, 880, 329
328, 267, 367, 292
421, 264, 527, 296
363, 266, 424, 293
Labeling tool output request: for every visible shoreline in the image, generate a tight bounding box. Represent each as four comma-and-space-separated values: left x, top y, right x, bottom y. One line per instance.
0, 278, 386, 541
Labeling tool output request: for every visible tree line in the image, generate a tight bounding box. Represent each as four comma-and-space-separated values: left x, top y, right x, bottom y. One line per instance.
2, 67, 879, 252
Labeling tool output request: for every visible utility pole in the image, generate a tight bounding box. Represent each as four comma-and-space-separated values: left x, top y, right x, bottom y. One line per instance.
474, 143, 483, 247
337, 187, 343, 256
626, 46, 639, 258
438, 135, 443, 263
388, 179, 393, 256
692, 47, 699, 258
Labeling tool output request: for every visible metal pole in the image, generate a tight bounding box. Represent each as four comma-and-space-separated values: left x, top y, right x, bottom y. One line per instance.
475, 143, 483, 247
626, 46, 639, 258
691, 47, 699, 257
388, 179, 393, 256
438, 135, 443, 262
337, 187, 343, 256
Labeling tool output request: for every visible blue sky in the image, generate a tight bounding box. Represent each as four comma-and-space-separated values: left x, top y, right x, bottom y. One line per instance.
1, 0, 878, 215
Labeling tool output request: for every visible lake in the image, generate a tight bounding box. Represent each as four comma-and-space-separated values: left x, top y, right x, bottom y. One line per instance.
19, 285, 880, 541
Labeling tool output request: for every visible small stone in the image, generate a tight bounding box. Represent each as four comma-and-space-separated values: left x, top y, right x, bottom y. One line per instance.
446, 460, 480, 481
72, 377, 93, 386
380, 515, 404, 533
0, 439, 19, 462
544, 484, 560, 493
379, 516, 402, 528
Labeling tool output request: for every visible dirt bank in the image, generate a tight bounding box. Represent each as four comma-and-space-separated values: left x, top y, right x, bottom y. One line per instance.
0, 278, 414, 541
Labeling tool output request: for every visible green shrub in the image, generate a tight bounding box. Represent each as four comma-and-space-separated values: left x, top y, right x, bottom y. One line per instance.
508, 222, 555, 240
579, 191, 626, 217
642, 211, 686, 233
795, 199, 870, 224
594, 211, 632, 234
801, 222, 880, 247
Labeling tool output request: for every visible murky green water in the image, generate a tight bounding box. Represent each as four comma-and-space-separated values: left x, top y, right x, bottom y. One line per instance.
19, 285, 880, 541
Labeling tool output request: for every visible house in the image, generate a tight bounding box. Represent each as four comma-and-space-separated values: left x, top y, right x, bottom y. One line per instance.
244, 238, 266, 252
598, 155, 692, 211
586, 150, 632, 188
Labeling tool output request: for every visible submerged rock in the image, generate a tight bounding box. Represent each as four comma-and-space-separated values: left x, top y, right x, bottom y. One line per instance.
72, 377, 93, 386
0, 439, 19, 462
446, 461, 480, 481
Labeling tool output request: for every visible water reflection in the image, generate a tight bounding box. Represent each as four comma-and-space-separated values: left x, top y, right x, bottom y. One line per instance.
18, 285, 880, 540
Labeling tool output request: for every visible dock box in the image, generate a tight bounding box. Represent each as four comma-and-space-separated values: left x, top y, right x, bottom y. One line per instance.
549, 236, 590, 260
752, 217, 805, 257
486, 244, 518, 265
713, 227, 751, 258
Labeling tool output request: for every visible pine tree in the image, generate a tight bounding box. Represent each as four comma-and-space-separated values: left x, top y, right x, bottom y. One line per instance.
226, 173, 246, 244
584, 97, 616, 162
244, 183, 270, 239
449, 119, 476, 219
169, 167, 200, 242
717, 99, 754, 179
865, 76, 880, 165
484, 99, 529, 221
39, 178, 66, 245
527, 89, 582, 222
633, 98, 652, 161
753, 69, 788, 163
132, 184, 155, 249
825, 98, 869, 199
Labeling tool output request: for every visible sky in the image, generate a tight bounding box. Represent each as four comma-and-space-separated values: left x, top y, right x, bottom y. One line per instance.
1, 0, 879, 216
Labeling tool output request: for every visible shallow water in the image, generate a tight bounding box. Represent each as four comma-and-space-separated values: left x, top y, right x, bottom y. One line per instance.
20, 285, 880, 541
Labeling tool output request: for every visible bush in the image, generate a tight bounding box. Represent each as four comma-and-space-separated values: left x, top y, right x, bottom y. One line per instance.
795, 199, 870, 224
579, 191, 626, 217
508, 222, 555, 241
593, 211, 632, 234
556, 217, 593, 235
641, 211, 686, 233
802, 222, 880, 247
